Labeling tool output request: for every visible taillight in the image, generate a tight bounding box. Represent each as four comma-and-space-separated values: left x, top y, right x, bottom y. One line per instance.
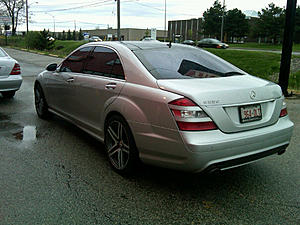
280, 102, 288, 117
169, 97, 218, 131
10, 63, 21, 75
169, 98, 196, 106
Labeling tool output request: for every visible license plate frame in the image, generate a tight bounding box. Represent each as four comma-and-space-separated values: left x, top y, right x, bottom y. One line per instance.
239, 104, 262, 123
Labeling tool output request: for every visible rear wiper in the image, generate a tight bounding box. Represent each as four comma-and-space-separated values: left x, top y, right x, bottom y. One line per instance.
224, 71, 244, 76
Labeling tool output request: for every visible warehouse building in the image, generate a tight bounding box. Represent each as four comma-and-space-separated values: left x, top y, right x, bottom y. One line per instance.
83, 28, 166, 41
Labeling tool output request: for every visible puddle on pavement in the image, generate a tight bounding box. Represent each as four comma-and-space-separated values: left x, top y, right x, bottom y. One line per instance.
13, 126, 37, 141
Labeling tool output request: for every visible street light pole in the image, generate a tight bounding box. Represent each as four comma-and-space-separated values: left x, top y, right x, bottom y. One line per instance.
26, 0, 28, 32
117, 0, 120, 41
279, 0, 297, 96
164, 0, 166, 42
220, 0, 225, 42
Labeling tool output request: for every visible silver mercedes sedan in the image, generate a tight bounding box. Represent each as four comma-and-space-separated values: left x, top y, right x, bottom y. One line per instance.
34, 41, 294, 174
0, 47, 22, 98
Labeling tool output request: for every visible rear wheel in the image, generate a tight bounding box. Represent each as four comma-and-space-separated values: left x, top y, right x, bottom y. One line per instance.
104, 115, 139, 175
34, 83, 50, 119
1, 91, 15, 98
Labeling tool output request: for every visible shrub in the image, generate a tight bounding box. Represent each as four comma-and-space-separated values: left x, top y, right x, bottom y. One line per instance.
25, 30, 55, 50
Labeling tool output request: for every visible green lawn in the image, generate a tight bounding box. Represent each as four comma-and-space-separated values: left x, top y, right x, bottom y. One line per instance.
229, 42, 300, 52
207, 48, 300, 91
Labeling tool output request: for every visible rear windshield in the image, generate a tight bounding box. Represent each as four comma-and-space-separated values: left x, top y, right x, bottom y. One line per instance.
133, 46, 245, 79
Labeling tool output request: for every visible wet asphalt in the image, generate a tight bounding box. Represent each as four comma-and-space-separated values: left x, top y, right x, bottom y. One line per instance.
0, 48, 300, 225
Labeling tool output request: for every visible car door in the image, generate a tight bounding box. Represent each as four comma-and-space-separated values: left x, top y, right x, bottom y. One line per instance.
70, 46, 126, 135
45, 46, 93, 116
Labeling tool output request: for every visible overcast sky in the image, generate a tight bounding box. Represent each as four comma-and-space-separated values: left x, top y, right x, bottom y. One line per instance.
18, 0, 295, 32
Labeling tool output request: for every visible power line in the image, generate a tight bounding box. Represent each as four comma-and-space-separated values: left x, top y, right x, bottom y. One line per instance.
31, 0, 114, 13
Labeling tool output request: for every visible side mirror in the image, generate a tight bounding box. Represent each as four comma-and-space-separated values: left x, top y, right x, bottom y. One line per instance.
46, 63, 57, 71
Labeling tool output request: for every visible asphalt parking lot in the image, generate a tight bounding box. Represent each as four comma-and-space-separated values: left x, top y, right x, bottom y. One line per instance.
0, 48, 299, 225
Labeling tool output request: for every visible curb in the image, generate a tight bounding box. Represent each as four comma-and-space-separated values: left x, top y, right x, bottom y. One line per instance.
6, 46, 63, 59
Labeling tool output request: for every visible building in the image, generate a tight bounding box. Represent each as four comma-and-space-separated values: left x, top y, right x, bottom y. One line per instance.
168, 18, 203, 42
83, 28, 166, 41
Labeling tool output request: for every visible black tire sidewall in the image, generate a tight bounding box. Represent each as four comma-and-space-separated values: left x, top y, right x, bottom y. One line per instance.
34, 84, 50, 119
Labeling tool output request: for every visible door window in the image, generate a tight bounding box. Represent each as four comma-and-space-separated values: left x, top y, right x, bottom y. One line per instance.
83, 46, 125, 79
60, 47, 93, 73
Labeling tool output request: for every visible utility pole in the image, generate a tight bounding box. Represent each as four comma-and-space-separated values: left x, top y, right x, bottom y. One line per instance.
116, 0, 120, 41
164, 0, 166, 42
74, 20, 76, 31
279, 0, 297, 96
26, 0, 28, 32
220, 0, 225, 42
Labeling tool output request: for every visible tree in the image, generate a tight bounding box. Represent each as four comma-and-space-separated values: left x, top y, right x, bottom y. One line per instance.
0, 0, 25, 35
225, 8, 248, 42
67, 29, 71, 40
257, 3, 285, 43
72, 30, 76, 40
78, 28, 83, 40
25, 29, 54, 50
203, 0, 223, 39
62, 30, 66, 40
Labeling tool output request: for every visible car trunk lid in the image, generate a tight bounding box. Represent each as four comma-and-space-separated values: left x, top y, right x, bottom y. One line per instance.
158, 75, 283, 133
0, 57, 14, 78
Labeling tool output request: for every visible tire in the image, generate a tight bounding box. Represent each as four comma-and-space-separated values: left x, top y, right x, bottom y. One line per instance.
104, 115, 139, 175
34, 83, 50, 119
2, 91, 15, 98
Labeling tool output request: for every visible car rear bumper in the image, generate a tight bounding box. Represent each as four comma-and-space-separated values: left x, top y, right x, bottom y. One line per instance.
134, 116, 294, 173
0, 75, 22, 92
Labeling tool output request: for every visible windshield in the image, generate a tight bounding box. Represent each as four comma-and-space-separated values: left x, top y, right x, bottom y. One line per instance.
133, 45, 245, 79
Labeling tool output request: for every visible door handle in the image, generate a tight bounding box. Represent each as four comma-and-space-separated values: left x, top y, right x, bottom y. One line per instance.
105, 83, 117, 90
66, 77, 74, 83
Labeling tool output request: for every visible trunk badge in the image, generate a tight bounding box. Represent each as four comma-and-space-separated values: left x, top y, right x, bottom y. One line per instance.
250, 91, 256, 99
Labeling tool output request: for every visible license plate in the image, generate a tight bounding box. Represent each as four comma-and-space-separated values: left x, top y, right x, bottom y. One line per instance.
239, 104, 262, 123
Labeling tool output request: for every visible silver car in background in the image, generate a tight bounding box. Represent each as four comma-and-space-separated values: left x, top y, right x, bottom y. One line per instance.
34, 41, 294, 174
0, 47, 22, 98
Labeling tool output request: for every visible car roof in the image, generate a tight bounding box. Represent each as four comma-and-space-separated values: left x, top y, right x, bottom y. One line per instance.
83, 41, 198, 53
120, 41, 185, 51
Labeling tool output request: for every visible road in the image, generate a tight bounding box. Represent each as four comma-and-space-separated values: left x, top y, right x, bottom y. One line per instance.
1, 48, 300, 225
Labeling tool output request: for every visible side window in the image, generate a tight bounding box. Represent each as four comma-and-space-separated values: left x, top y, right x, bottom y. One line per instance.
60, 47, 93, 73
83, 46, 125, 79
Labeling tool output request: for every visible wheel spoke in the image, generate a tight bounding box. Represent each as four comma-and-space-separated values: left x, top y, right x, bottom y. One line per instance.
108, 147, 120, 158
107, 143, 118, 155
107, 126, 118, 143
118, 149, 124, 169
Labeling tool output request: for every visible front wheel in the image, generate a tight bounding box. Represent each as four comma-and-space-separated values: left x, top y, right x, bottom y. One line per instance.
34, 84, 50, 119
104, 115, 139, 175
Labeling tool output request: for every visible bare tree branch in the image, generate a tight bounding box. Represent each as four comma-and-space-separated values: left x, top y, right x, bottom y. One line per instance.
0, 0, 25, 35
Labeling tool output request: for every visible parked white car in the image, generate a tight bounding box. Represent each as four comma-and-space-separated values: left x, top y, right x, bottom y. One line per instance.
0, 48, 22, 98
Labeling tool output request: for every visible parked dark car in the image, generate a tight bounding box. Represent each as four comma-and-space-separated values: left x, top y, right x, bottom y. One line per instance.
182, 40, 195, 46
197, 38, 229, 49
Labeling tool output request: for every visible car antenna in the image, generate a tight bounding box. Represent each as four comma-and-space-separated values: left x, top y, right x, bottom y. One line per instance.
167, 40, 172, 48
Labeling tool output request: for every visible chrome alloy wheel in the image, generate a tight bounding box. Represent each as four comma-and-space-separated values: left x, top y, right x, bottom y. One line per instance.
106, 120, 131, 170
